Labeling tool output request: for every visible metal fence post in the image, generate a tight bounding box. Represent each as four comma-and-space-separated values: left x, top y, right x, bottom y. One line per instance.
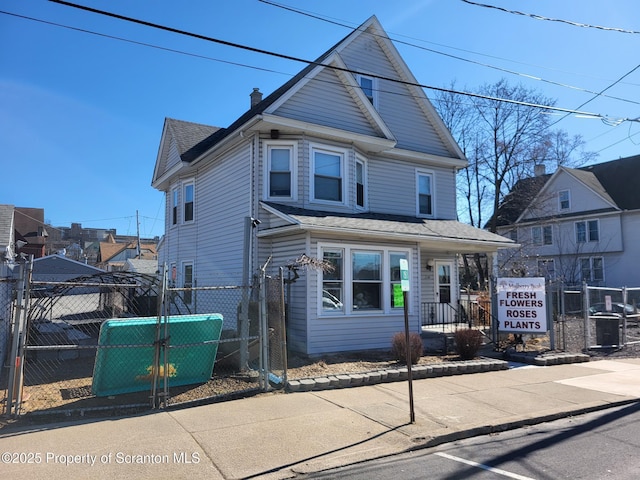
5, 256, 33, 417
258, 261, 270, 391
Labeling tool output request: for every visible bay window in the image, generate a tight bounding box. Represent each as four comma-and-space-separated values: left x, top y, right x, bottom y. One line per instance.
320, 245, 410, 314
312, 145, 345, 203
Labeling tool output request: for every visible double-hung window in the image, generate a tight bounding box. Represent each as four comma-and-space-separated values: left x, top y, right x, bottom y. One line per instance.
182, 262, 193, 305
416, 170, 433, 217
356, 158, 367, 209
322, 250, 344, 312
559, 190, 570, 211
576, 220, 599, 243
312, 145, 345, 203
580, 257, 604, 283
266, 142, 296, 199
532, 225, 552, 246
171, 188, 179, 225
183, 182, 194, 223
357, 74, 376, 106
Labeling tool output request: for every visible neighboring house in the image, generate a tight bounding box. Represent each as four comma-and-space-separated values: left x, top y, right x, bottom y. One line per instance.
13, 207, 48, 259
151, 16, 514, 355
31, 254, 105, 283
97, 235, 158, 272
493, 155, 640, 288
124, 258, 159, 277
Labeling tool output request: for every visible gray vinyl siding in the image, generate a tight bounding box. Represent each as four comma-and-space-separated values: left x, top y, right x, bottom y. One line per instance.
273, 68, 379, 137
339, 33, 452, 157
259, 232, 310, 354
195, 143, 252, 285
367, 156, 457, 219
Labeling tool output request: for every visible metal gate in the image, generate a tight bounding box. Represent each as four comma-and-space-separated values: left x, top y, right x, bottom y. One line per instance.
1, 259, 286, 418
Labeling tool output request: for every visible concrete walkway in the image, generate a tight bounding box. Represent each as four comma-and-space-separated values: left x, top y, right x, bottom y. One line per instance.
1, 357, 639, 479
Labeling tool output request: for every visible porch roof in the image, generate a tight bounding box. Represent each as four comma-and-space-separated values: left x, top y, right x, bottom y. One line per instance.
260, 202, 516, 254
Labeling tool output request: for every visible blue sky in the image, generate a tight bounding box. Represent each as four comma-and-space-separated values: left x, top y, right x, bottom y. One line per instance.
2, 0, 639, 239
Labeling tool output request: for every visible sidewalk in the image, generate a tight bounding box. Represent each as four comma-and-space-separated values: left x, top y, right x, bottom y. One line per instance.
1, 357, 639, 479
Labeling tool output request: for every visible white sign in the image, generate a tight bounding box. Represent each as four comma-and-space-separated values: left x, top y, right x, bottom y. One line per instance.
496, 277, 547, 333
399, 259, 410, 292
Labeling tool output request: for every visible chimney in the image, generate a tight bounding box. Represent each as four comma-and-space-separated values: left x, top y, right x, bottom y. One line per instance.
534, 164, 546, 177
250, 88, 262, 108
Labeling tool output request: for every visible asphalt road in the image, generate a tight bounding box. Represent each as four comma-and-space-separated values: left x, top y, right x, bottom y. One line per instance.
304, 402, 640, 479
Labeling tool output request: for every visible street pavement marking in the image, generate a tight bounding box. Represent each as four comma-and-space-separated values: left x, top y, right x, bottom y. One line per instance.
435, 452, 536, 480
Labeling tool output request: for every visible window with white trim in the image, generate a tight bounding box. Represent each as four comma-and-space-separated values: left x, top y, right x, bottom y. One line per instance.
182, 262, 193, 305
171, 188, 179, 225
320, 245, 411, 315
266, 142, 296, 199
416, 170, 434, 217
183, 182, 194, 223
537, 259, 555, 280
355, 157, 367, 209
532, 225, 552, 246
559, 190, 570, 211
576, 219, 599, 243
357, 74, 377, 106
580, 257, 604, 283
312, 145, 345, 203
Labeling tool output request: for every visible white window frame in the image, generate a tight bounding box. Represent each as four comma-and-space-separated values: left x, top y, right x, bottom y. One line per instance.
416, 169, 435, 217
559, 190, 570, 211
356, 74, 378, 108
310, 143, 347, 205
532, 225, 552, 246
181, 261, 194, 306
264, 141, 297, 201
183, 180, 195, 224
318, 243, 411, 316
537, 258, 556, 280
355, 156, 368, 210
575, 219, 599, 243
580, 256, 604, 283
171, 188, 179, 226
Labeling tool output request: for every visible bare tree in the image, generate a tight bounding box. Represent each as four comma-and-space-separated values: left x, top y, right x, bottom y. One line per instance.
434, 79, 597, 286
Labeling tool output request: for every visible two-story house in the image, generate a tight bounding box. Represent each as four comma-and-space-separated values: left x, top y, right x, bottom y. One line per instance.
493, 155, 640, 288
151, 16, 514, 355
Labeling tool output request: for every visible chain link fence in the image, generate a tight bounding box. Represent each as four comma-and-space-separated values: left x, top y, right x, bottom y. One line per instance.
1, 261, 286, 419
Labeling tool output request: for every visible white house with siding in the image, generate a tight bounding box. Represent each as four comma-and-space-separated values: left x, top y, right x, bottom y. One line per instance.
151, 16, 514, 355
493, 155, 640, 291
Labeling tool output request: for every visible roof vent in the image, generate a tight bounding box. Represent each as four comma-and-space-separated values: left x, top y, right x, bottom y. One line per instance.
250, 88, 263, 108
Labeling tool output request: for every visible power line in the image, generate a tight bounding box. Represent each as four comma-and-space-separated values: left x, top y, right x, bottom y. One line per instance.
260, 0, 640, 107
461, 0, 640, 34
48, 0, 635, 123
0, 10, 293, 77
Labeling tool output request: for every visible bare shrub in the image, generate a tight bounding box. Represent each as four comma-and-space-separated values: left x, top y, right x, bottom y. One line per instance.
454, 329, 483, 360
391, 332, 423, 364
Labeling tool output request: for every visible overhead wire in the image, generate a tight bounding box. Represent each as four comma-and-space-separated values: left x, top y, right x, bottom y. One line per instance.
260, 0, 640, 107
461, 0, 640, 35
46, 0, 637, 124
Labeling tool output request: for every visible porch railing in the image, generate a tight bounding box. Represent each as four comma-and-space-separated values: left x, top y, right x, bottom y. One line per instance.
421, 299, 492, 328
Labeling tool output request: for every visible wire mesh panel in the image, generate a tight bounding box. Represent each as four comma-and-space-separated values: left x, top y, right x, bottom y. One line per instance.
9, 273, 162, 416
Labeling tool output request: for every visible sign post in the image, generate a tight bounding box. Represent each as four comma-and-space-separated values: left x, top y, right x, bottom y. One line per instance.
399, 259, 415, 424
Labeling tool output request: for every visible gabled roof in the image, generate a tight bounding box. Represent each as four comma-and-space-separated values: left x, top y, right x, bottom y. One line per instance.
99, 241, 157, 263
492, 154, 640, 227
261, 202, 514, 253
32, 254, 104, 276
155, 15, 464, 170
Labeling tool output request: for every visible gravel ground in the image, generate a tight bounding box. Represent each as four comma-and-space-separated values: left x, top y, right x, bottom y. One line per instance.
5, 317, 639, 423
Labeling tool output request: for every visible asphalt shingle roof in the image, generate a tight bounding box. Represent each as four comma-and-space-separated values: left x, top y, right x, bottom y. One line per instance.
263, 202, 513, 249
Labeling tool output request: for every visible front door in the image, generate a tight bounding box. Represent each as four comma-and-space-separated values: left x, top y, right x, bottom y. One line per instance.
435, 261, 455, 323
